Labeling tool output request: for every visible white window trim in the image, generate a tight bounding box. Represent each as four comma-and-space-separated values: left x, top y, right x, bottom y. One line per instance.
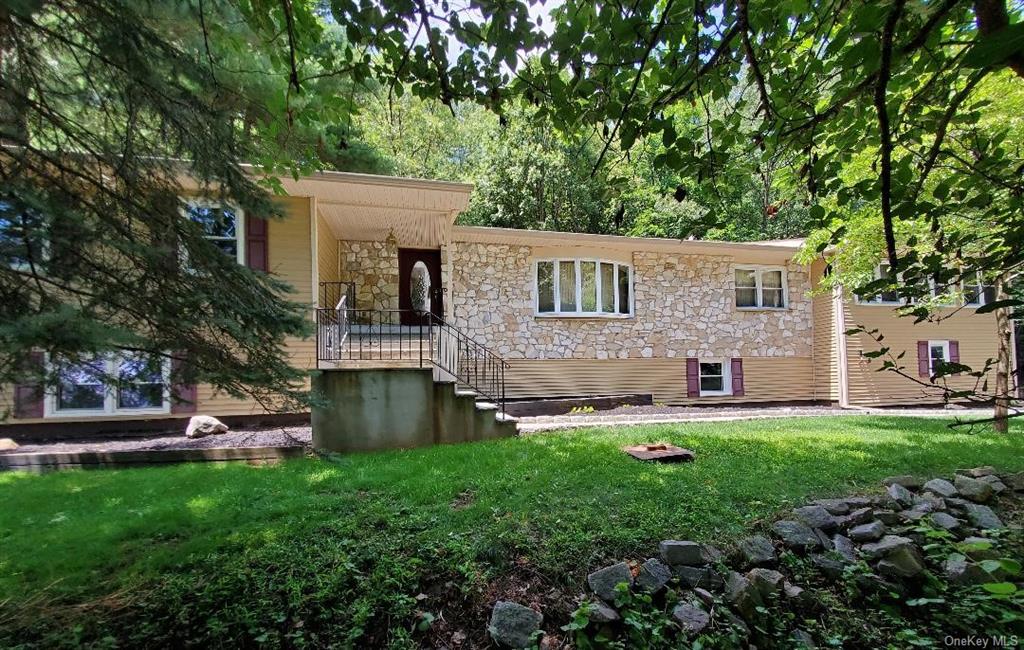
533, 258, 634, 318
43, 354, 171, 418
182, 198, 246, 265
734, 265, 788, 310
855, 263, 904, 306
928, 340, 951, 375
699, 359, 733, 397
964, 272, 994, 308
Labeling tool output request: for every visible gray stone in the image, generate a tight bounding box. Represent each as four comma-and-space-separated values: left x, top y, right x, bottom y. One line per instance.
877, 546, 926, 579
671, 603, 710, 635
185, 415, 229, 438
725, 571, 764, 620
636, 558, 672, 593
0, 438, 17, 451
860, 535, 915, 560
959, 466, 996, 478
977, 475, 1008, 494
792, 628, 817, 648
587, 562, 632, 602
783, 581, 805, 601
963, 503, 1004, 529
954, 475, 994, 503
944, 497, 972, 510
875, 509, 902, 525
960, 536, 999, 560
832, 535, 857, 563
929, 512, 962, 533
587, 601, 619, 624
944, 555, 994, 586
849, 521, 886, 542
676, 565, 724, 591
813, 527, 834, 550
746, 567, 785, 599
886, 483, 915, 509
812, 498, 851, 515
659, 540, 713, 567
738, 535, 776, 566
914, 492, 947, 511
922, 478, 957, 498
899, 505, 934, 523
793, 505, 838, 532
810, 554, 845, 579
1004, 472, 1024, 492
692, 587, 715, 607
488, 601, 543, 649
771, 520, 821, 550
883, 475, 923, 489
839, 507, 875, 528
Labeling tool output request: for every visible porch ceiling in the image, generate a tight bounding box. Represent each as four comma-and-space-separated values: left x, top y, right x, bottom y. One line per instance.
317, 202, 454, 246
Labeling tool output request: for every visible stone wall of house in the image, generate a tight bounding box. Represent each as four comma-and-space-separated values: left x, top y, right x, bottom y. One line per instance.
448, 242, 813, 359
339, 239, 399, 311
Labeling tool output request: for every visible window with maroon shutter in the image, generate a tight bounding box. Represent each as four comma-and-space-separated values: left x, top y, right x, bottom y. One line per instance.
917, 341, 929, 377
686, 358, 700, 397
13, 350, 45, 418
245, 215, 268, 271
949, 340, 960, 365
170, 355, 198, 414
731, 358, 745, 397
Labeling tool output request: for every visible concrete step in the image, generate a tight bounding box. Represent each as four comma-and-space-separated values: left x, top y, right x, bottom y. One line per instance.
455, 388, 479, 398
475, 401, 498, 411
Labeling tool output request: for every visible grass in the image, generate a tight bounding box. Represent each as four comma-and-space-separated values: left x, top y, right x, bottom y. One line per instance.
1, 416, 1022, 647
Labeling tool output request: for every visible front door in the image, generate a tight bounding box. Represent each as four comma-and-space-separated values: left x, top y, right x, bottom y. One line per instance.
398, 248, 443, 325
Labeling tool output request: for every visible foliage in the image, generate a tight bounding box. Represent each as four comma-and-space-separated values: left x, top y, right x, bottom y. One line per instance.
1, 417, 1023, 647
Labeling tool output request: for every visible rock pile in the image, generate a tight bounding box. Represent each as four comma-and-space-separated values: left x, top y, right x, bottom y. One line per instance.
487, 467, 1023, 648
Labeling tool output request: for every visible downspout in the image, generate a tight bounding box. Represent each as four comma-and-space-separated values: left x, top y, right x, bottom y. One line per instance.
833, 282, 851, 408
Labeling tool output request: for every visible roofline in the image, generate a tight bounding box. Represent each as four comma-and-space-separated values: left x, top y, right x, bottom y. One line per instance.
451, 225, 805, 254
244, 166, 475, 193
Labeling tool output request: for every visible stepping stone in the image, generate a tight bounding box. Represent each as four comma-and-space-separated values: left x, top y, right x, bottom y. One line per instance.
635, 558, 672, 593
954, 475, 994, 503
671, 602, 710, 635
962, 503, 1004, 530
771, 520, 821, 550
882, 475, 922, 489
793, 505, 838, 532
587, 562, 632, 602
922, 478, 957, 498
659, 540, 713, 566
738, 535, 777, 566
886, 483, 915, 509
849, 520, 886, 542
488, 601, 543, 649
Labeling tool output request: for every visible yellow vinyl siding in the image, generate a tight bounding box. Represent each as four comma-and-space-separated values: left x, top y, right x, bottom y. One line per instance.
810, 261, 839, 402
317, 211, 339, 288
843, 302, 998, 406
505, 357, 815, 405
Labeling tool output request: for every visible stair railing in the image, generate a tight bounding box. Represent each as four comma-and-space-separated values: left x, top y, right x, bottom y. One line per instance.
422, 312, 509, 415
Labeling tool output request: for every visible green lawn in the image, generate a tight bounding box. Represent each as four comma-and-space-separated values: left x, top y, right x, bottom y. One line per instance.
1, 416, 1022, 647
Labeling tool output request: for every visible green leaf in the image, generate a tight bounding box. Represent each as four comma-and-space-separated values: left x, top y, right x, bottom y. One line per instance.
963, 23, 1024, 69
981, 582, 1017, 595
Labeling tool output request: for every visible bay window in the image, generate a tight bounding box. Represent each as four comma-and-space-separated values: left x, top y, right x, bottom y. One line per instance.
535, 258, 632, 316
735, 267, 787, 309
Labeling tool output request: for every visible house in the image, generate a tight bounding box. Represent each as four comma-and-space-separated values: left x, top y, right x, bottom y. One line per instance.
1, 171, 1006, 445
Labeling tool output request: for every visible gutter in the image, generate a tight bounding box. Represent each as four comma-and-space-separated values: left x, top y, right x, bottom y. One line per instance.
834, 282, 851, 408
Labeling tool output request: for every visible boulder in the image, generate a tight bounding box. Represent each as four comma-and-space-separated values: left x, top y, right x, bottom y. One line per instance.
671, 602, 710, 635
587, 562, 632, 602
746, 567, 785, 599
676, 565, 724, 591
886, 483, 915, 509
882, 475, 922, 490
848, 521, 886, 542
929, 512, 962, 534
977, 475, 1008, 494
922, 478, 957, 498
953, 475, 994, 503
488, 601, 543, 649
860, 535, 915, 560
962, 503, 1004, 530
659, 540, 713, 567
877, 546, 926, 579
812, 498, 851, 515
0, 438, 18, 451
587, 601, 619, 624
635, 558, 672, 593
832, 535, 857, 563
771, 520, 821, 550
725, 571, 764, 620
793, 505, 838, 532
738, 535, 776, 566
185, 415, 229, 438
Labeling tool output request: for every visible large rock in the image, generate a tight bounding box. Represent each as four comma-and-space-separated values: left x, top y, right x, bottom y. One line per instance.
671, 602, 710, 635
839, 507, 875, 529
771, 520, 821, 550
0, 438, 18, 451
659, 540, 713, 567
185, 415, 229, 438
676, 565, 724, 591
860, 535, 915, 560
977, 475, 1008, 494
886, 483, 915, 509
738, 536, 776, 566
635, 558, 672, 593
922, 478, 957, 498
488, 601, 543, 649
848, 521, 886, 542
793, 505, 838, 532
725, 571, 764, 620
746, 567, 785, 599
587, 563, 632, 602
882, 475, 922, 490
929, 512, 963, 534
954, 475, 994, 503
962, 503, 1004, 530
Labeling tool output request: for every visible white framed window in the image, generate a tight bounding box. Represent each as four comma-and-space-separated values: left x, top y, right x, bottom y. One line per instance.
44, 353, 170, 417
856, 263, 902, 305
0, 203, 48, 271
928, 340, 951, 375
734, 266, 787, 309
183, 200, 245, 264
534, 258, 633, 317
699, 360, 733, 396
964, 273, 996, 307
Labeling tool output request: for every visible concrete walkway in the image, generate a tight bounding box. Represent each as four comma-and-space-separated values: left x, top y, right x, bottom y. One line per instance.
515, 405, 1004, 433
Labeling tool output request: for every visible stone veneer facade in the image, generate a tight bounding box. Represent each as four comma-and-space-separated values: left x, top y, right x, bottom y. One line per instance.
339, 239, 399, 311
446, 242, 813, 360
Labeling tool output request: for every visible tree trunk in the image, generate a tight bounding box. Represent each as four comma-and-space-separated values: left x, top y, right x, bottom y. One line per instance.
993, 272, 1012, 433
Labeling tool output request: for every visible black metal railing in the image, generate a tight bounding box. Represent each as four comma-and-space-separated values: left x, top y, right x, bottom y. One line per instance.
319, 281, 355, 309
315, 308, 508, 413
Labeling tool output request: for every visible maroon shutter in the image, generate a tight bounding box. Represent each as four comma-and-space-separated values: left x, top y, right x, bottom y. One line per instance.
917, 340, 929, 377
731, 358, 745, 397
686, 358, 700, 398
949, 340, 960, 375
170, 355, 198, 414
13, 351, 45, 418
245, 215, 268, 271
